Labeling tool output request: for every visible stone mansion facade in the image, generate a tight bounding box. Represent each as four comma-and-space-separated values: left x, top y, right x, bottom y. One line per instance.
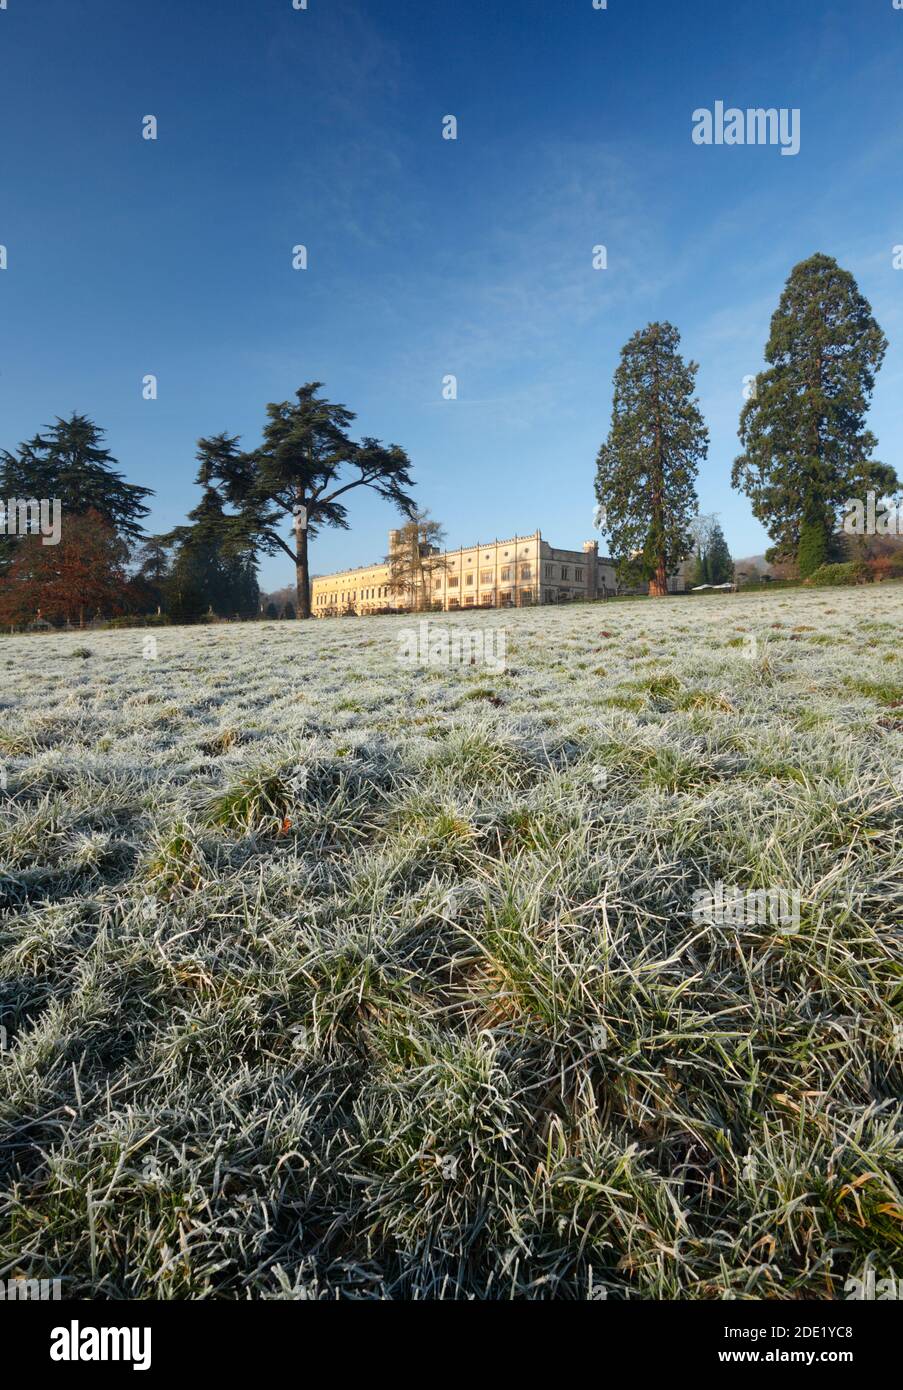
311, 530, 622, 617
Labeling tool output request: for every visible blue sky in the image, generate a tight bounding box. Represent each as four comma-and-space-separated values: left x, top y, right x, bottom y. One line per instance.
2, 0, 902, 587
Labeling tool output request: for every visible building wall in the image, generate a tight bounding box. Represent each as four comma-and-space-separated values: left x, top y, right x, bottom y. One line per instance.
431, 531, 540, 610
539, 538, 618, 603
311, 529, 619, 616
312, 561, 392, 617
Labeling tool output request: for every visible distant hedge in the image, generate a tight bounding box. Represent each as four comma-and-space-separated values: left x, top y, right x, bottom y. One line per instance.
104, 613, 172, 629
736, 578, 802, 592
806, 562, 870, 587
805, 557, 903, 587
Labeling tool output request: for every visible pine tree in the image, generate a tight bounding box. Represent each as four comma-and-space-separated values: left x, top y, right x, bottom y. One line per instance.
162, 441, 260, 621
595, 323, 706, 596
196, 385, 416, 619
693, 550, 710, 587
132, 536, 174, 614
164, 548, 208, 625
0, 414, 152, 540
706, 520, 734, 584
797, 518, 829, 578
732, 254, 897, 569
689, 514, 716, 586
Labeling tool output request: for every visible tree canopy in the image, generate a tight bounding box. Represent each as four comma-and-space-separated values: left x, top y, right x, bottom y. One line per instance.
0, 509, 131, 629
732, 254, 896, 570
197, 384, 416, 617
162, 453, 259, 621
0, 414, 153, 542
595, 323, 706, 595
691, 514, 734, 586
386, 509, 449, 610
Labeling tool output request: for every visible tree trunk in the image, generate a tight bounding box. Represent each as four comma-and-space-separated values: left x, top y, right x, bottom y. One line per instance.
649, 343, 668, 597
295, 509, 311, 619
649, 561, 668, 597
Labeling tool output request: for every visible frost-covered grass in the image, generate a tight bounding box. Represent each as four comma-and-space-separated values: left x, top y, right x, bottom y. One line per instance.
1, 585, 901, 1300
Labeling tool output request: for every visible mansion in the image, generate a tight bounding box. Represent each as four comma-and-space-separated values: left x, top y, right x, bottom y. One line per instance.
311, 529, 624, 617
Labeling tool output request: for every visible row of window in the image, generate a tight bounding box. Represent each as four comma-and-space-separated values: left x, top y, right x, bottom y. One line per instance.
448, 589, 533, 608
314, 588, 596, 616
439, 563, 533, 588
443, 563, 586, 584
545, 563, 584, 581
315, 585, 390, 606
316, 588, 538, 614
317, 561, 589, 607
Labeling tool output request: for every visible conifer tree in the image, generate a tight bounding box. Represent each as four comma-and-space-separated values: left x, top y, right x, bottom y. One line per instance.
0, 414, 152, 540
132, 536, 173, 614
163, 547, 208, 625
198, 385, 416, 618
690, 513, 716, 586
732, 254, 896, 570
164, 451, 259, 621
595, 323, 706, 595
706, 519, 734, 584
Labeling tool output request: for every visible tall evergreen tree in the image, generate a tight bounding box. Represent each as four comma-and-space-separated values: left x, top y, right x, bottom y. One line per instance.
164, 450, 259, 620
689, 513, 717, 586
132, 536, 174, 614
595, 323, 706, 596
197, 385, 416, 618
706, 520, 734, 584
732, 254, 896, 572
0, 414, 152, 540
163, 547, 208, 625
692, 551, 709, 587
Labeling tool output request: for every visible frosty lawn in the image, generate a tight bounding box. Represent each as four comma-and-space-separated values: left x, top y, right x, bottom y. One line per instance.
1, 585, 901, 1298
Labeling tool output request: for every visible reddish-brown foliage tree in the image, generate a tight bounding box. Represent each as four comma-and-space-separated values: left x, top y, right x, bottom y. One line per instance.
0, 509, 131, 629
